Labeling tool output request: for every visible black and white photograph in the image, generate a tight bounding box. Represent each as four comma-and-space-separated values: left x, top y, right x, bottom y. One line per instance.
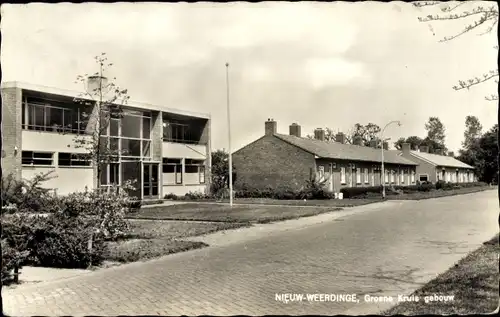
1, 1, 498, 315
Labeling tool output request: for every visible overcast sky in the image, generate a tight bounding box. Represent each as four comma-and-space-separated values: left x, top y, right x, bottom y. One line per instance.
1, 2, 497, 152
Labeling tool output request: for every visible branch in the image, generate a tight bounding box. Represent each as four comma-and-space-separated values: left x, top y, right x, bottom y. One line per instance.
453, 69, 499, 91
413, 1, 441, 8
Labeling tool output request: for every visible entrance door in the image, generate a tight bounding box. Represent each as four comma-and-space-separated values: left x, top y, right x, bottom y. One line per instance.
143, 163, 159, 199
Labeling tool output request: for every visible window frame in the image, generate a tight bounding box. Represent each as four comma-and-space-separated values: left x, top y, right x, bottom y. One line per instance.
162, 158, 183, 185
419, 174, 429, 182
21, 151, 54, 166
58, 152, 92, 167
340, 167, 346, 185
356, 167, 361, 184
364, 168, 369, 184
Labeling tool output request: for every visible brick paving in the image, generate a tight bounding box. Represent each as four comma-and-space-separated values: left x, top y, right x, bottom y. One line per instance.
3, 190, 497, 316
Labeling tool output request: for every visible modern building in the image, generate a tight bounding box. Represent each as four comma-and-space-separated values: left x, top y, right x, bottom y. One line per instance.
232, 119, 418, 193
399, 143, 476, 183
1, 79, 211, 200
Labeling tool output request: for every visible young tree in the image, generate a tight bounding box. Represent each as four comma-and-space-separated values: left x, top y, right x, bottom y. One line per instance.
424, 117, 447, 151
73, 53, 130, 190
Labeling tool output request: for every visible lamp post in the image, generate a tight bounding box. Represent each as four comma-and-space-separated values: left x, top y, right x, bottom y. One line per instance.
225, 62, 233, 207
381, 120, 402, 199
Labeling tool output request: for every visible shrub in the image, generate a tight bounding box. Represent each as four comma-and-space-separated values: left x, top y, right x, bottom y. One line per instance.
184, 191, 209, 200
340, 186, 382, 199
164, 193, 178, 200
417, 182, 435, 192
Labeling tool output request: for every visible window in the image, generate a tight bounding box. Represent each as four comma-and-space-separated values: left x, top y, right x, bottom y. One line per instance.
400, 170, 404, 184
21, 151, 54, 166
356, 167, 361, 184
371, 168, 375, 185
58, 153, 91, 166
419, 174, 429, 182
199, 166, 206, 184
364, 168, 369, 184
23, 101, 84, 134
185, 159, 205, 184
384, 170, 389, 183
121, 114, 142, 138
411, 170, 415, 183
142, 117, 151, 139
121, 139, 141, 157
340, 167, 346, 184
318, 166, 325, 180
100, 163, 120, 186
390, 170, 395, 183
163, 158, 182, 184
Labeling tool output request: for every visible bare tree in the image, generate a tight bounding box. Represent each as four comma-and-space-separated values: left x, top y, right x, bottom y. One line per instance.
414, 1, 499, 101
73, 53, 130, 190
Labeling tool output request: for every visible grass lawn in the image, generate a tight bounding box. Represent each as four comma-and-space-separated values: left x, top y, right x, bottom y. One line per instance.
103, 220, 249, 263
215, 198, 379, 207
127, 203, 343, 223
387, 186, 494, 200
383, 234, 499, 315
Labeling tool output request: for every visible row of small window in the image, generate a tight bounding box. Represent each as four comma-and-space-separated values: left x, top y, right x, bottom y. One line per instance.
162, 158, 205, 185
334, 167, 416, 185
22, 151, 91, 167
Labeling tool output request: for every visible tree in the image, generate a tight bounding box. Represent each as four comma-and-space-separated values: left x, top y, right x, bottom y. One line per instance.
461, 115, 483, 149
306, 127, 337, 142
72, 53, 130, 190
475, 124, 499, 184
210, 149, 236, 195
394, 136, 424, 150
347, 123, 381, 146
424, 117, 447, 151
414, 1, 499, 101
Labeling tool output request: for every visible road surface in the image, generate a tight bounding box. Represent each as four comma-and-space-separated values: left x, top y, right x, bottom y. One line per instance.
4, 190, 498, 315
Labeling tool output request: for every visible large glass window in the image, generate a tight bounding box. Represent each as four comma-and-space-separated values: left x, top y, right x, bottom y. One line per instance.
121, 139, 141, 157
340, 167, 346, 184
23, 99, 85, 134
121, 114, 141, 138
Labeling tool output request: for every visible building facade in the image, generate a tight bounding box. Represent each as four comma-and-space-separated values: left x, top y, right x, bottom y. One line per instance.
233, 120, 418, 193
399, 144, 475, 184
1, 80, 211, 200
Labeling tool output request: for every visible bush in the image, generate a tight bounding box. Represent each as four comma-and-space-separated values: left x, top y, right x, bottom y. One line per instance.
1, 238, 30, 285
340, 186, 382, 199
184, 191, 209, 200
164, 193, 178, 200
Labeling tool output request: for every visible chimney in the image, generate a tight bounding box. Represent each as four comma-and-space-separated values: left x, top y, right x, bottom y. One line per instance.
335, 132, 346, 144
402, 143, 411, 154
353, 136, 363, 146
383, 141, 389, 150
419, 145, 429, 153
265, 118, 277, 136
289, 123, 301, 138
369, 139, 378, 148
87, 76, 108, 94
314, 128, 325, 141
448, 151, 455, 157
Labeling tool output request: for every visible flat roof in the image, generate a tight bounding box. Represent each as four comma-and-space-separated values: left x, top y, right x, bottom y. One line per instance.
1, 81, 211, 120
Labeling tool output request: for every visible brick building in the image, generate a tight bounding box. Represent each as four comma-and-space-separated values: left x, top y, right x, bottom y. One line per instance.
232, 120, 418, 193
1, 79, 211, 200
400, 144, 475, 183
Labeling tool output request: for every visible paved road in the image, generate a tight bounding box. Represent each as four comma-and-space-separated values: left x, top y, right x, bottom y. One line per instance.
4, 190, 498, 316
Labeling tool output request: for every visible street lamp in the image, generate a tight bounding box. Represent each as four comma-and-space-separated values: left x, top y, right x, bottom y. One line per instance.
225, 62, 233, 207
381, 120, 402, 199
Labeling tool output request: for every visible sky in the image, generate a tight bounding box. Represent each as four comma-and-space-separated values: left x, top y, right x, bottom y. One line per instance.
1, 1, 498, 153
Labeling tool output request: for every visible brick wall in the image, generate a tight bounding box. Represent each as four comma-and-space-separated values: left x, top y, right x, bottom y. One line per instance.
233, 135, 316, 190
400, 152, 437, 183
1, 87, 22, 180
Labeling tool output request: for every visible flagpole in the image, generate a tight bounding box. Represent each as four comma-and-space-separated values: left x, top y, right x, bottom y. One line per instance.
226, 62, 233, 207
